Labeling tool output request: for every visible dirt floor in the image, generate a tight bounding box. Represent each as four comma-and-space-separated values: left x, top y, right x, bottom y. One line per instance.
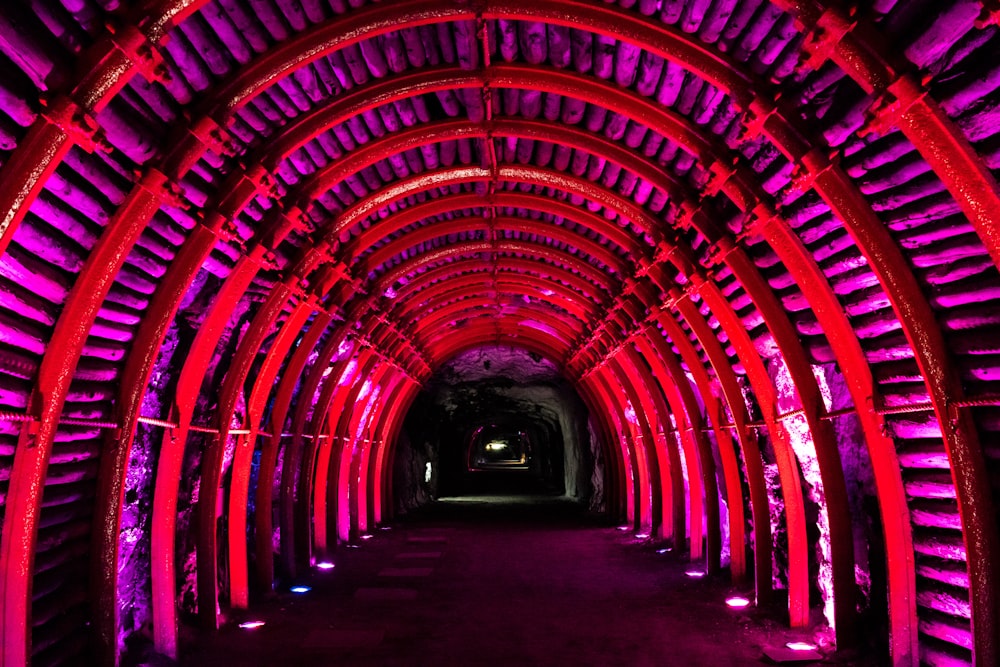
179, 496, 880, 666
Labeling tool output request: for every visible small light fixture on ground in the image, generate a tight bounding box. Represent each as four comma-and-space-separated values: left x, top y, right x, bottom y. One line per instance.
290, 585, 312, 594
634, 533, 649, 539
725, 596, 751, 608
239, 620, 266, 629
684, 570, 706, 578
786, 641, 819, 651
316, 561, 335, 570
360, 534, 373, 540
616, 525, 630, 531
656, 547, 672, 554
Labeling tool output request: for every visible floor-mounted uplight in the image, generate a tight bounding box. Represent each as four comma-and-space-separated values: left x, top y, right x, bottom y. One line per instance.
360, 534, 373, 540
239, 621, 266, 629
634, 533, 650, 540
656, 547, 672, 554
616, 526, 631, 531
684, 570, 706, 578
725, 596, 751, 608
316, 561, 335, 570
290, 586, 312, 594
786, 641, 819, 651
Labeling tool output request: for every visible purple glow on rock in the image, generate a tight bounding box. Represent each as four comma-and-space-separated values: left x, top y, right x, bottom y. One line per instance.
773, 361, 835, 631
623, 401, 637, 425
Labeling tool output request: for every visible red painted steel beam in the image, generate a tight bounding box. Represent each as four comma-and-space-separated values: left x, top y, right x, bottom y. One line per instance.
638, 295, 747, 582
250, 305, 326, 589
616, 341, 689, 548
111, 176, 303, 657
607, 353, 673, 541
393, 282, 589, 328
373, 239, 617, 305
416, 308, 574, 360
383, 255, 607, 311
777, 5, 1000, 659
0, 0, 191, 260
306, 349, 368, 559
344, 364, 395, 539
321, 352, 380, 546
0, 100, 95, 259
279, 318, 354, 578
625, 315, 723, 559
0, 168, 172, 667
681, 273, 810, 628
367, 374, 415, 525
411, 297, 583, 345
633, 328, 724, 572
344, 190, 636, 265
567, 370, 628, 523
655, 295, 774, 607
704, 231, 857, 642
289, 337, 360, 568
160, 244, 269, 631
426, 321, 574, 367
764, 132, 995, 650
397, 278, 594, 324
778, 0, 1000, 275
198, 0, 751, 135
356, 371, 407, 534
624, 337, 715, 564
223, 293, 317, 613
255, 310, 334, 590
116, 223, 228, 660
359, 214, 630, 280
200, 280, 302, 616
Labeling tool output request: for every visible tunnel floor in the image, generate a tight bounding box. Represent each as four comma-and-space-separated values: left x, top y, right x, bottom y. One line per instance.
180, 497, 873, 666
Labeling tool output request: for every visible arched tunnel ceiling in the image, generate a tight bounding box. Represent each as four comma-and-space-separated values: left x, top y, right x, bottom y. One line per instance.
0, 0, 999, 665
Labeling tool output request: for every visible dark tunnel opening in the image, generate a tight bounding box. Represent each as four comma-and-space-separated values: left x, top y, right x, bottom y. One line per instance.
394, 346, 602, 511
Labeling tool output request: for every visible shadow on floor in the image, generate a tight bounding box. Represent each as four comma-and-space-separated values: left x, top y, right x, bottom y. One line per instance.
179, 495, 880, 667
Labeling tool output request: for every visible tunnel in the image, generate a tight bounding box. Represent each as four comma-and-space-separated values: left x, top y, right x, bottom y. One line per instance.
0, 0, 999, 665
